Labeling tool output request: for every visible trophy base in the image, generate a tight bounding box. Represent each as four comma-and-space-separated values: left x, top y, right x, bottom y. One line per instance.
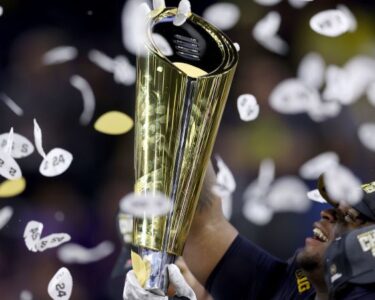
137, 246, 176, 296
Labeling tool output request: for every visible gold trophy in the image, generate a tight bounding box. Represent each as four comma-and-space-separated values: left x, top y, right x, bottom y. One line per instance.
132, 7, 238, 295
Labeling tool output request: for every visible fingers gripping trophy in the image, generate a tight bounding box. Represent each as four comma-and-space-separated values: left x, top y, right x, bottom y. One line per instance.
131, 5, 238, 296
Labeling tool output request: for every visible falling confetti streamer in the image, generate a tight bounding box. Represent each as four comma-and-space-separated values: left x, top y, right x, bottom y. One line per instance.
57, 241, 114, 264
42, 46, 78, 65
214, 156, 236, 194
119, 192, 171, 218
202, 3, 240, 31
257, 158, 275, 188
243, 199, 273, 226
0, 206, 13, 230
37, 233, 71, 252
0, 148, 23, 180
358, 123, 375, 152
94, 111, 134, 135
113, 56, 136, 86
237, 94, 260, 122
324, 165, 363, 206
70, 75, 95, 125
0, 132, 34, 159
0, 94, 24, 116
297, 52, 325, 90
23, 221, 43, 252
88, 49, 114, 72
174, 0, 191, 26
309, 9, 351, 37
299, 152, 339, 180
0, 177, 26, 198
33, 119, 47, 158
47, 267, 73, 300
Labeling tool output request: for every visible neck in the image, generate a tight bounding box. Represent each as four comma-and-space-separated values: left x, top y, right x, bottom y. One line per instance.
305, 269, 329, 300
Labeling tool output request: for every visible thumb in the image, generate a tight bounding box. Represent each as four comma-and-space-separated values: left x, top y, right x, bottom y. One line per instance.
167, 264, 197, 300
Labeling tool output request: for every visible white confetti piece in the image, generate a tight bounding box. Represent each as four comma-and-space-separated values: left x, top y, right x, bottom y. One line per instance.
297, 52, 325, 90
254, 0, 282, 6
37, 233, 71, 252
119, 192, 171, 218
33, 119, 46, 158
267, 176, 310, 212
269, 78, 320, 114
42, 46, 78, 65
121, 0, 150, 56
23, 221, 43, 252
47, 267, 73, 300
57, 241, 114, 264
237, 94, 260, 121
0, 149, 22, 180
40, 148, 73, 177
4, 127, 14, 155
257, 158, 275, 188
202, 3, 240, 31
88, 49, 114, 72
113, 56, 136, 86
0, 94, 24, 116
243, 199, 273, 226
0, 206, 13, 230
214, 156, 236, 194
306, 99, 341, 122
0, 132, 34, 159
324, 165, 363, 206
337, 4, 357, 32
299, 152, 339, 180
152, 33, 174, 57
288, 0, 310, 9
174, 0, 191, 26
19, 290, 33, 300
307, 189, 327, 203
358, 123, 375, 152
252, 12, 288, 55
152, 0, 165, 10
0, 6, 3, 17
70, 75, 95, 125
309, 9, 351, 37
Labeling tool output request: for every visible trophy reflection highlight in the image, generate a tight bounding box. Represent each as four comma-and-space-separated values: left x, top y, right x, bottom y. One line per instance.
132, 7, 238, 295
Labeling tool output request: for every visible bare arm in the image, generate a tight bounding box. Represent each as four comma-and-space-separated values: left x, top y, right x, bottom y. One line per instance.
183, 162, 238, 285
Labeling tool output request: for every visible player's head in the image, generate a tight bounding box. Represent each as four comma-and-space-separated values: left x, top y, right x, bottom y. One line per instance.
297, 175, 375, 273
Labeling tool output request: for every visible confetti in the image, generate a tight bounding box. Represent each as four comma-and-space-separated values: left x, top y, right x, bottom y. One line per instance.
337, 4, 357, 32
70, 75, 95, 125
0, 206, 13, 230
0, 6, 3, 17
267, 176, 310, 212
0, 93, 24, 116
88, 49, 114, 72
113, 56, 136, 86
174, 0, 191, 26
39, 148, 73, 177
243, 199, 273, 226
306, 99, 341, 122
57, 241, 114, 264
0, 148, 23, 180
121, 0, 150, 56
47, 267, 73, 300
252, 11, 288, 55
42, 46, 78, 65
0, 177, 26, 198
23, 221, 43, 252
33, 119, 73, 177
37, 233, 71, 252
0, 132, 34, 159
358, 123, 375, 152
94, 111, 134, 135
287, 0, 310, 9
307, 189, 327, 203
202, 3, 240, 31
297, 52, 325, 90
19, 290, 33, 300
152, 0, 165, 11
309, 9, 351, 37
269, 78, 320, 114
324, 165, 363, 206
299, 152, 339, 180
119, 192, 171, 218
213, 156, 236, 195
151, 33, 174, 57
237, 94, 260, 122
257, 158, 275, 188
234, 43, 240, 52
254, 0, 282, 6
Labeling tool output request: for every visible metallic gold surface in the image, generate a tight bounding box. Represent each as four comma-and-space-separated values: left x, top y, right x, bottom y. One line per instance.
133, 8, 238, 256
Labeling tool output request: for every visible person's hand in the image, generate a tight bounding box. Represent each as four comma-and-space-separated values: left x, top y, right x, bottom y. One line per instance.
123, 264, 197, 300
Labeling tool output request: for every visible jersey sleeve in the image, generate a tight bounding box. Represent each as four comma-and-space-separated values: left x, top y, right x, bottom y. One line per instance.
205, 234, 288, 300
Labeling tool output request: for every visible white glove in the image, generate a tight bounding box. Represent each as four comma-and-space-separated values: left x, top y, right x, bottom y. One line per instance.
123, 265, 197, 300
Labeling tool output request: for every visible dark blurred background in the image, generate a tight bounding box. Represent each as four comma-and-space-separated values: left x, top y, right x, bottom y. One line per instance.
1, 0, 375, 299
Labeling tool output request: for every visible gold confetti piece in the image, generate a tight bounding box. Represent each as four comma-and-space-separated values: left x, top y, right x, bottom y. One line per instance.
131, 250, 151, 287
0, 177, 26, 198
94, 111, 134, 135
173, 62, 207, 78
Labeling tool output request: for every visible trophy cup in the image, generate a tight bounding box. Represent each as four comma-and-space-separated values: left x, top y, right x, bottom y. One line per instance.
132, 7, 238, 295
